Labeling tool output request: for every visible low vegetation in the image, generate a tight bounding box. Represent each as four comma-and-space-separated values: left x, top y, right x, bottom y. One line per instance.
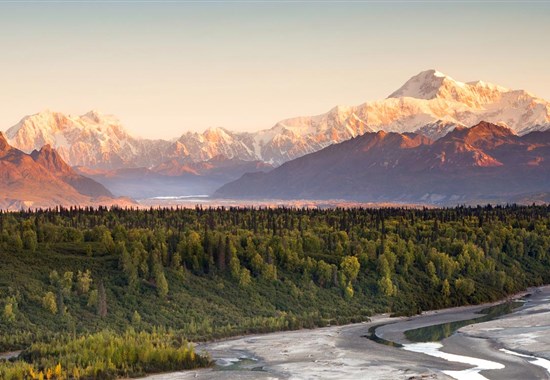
1, 329, 208, 379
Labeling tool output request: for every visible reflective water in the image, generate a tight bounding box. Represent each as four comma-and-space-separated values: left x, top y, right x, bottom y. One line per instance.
404, 301, 523, 343
215, 356, 265, 372
362, 324, 403, 347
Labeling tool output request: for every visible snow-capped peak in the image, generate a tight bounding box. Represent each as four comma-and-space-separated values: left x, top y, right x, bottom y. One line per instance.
204, 126, 230, 136
82, 109, 105, 122
388, 69, 466, 100
386, 69, 521, 111
81, 110, 121, 127
3, 109, 173, 169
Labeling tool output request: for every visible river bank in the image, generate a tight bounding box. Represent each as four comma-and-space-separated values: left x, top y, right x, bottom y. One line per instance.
400, 285, 550, 380
142, 286, 550, 380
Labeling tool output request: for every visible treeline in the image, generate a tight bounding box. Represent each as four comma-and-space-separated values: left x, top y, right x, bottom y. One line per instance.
0, 205, 550, 377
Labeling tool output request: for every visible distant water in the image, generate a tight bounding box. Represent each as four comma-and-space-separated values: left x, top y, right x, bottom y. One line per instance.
148, 195, 210, 200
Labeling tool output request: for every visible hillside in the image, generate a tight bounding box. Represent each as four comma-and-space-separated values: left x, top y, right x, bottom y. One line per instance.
215, 122, 550, 204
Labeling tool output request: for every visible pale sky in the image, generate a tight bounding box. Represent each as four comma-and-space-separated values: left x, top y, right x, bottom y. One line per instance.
1, 1, 549, 139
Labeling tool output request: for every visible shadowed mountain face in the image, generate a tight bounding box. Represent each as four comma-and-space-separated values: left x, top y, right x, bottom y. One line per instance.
0, 133, 130, 210
30, 144, 113, 198
214, 122, 550, 205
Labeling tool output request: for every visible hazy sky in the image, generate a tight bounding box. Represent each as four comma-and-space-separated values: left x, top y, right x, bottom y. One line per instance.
1, 1, 549, 139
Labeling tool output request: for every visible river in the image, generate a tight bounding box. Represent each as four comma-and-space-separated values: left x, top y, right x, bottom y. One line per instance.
143, 286, 550, 380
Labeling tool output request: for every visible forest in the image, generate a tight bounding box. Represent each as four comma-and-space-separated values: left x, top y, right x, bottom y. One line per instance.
1, 204, 550, 379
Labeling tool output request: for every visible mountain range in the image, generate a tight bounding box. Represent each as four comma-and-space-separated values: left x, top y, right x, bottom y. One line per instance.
0, 133, 133, 210
2, 69, 550, 204
215, 122, 550, 204
6, 70, 550, 168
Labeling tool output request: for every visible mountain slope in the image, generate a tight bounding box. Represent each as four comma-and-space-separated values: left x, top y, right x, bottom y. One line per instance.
214, 122, 550, 204
0, 133, 133, 210
30, 144, 113, 198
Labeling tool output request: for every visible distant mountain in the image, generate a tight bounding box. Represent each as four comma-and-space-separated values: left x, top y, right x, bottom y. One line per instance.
214, 122, 550, 204
4, 70, 550, 201
6, 70, 550, 171
132, 108, 372, 173
0, 133, 133, 210
5, 110, 172, 169
153, 155, 272, 178
5, 109, 373, 168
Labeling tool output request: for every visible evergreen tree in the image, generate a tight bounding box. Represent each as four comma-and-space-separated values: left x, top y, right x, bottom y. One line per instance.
97, 280, 108, 318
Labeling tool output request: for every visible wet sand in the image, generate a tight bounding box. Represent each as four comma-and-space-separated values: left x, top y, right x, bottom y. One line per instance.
144, 315, 456, 379
143, 286, 550, 380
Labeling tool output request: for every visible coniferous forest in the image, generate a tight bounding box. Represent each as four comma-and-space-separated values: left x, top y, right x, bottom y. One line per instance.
1, 205, 550, 379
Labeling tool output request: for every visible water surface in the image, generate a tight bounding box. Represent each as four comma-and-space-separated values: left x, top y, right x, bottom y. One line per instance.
404, 301, 523, 343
